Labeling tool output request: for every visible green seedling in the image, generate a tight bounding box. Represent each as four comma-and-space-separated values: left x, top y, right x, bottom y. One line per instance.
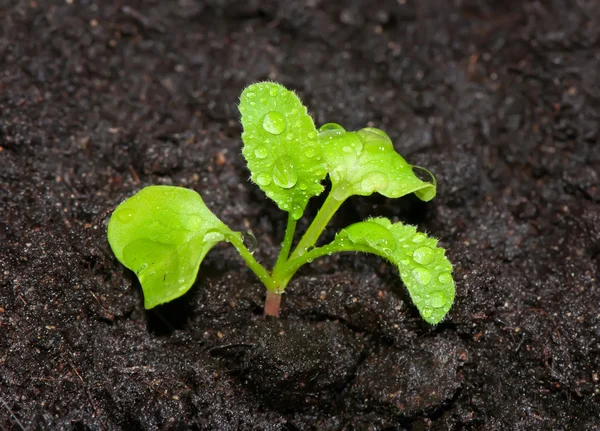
107, 82, 455, 323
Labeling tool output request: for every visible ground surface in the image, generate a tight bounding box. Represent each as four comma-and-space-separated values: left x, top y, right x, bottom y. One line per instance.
1, 0, 599, 429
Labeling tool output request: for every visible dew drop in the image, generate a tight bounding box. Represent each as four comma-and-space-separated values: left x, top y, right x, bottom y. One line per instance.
116, 208, 135, 223
272, 157, 298, 189
412, 165, 436, 185
430, 291, 447, 308
242, 231, 257, 252
361, 172, 389, 192
298, 181, 308, 191
422, 307, 433, 319
136, 263, 149, 275
318, 123, 346, 133
254, 146, 269, 159
262, 111, 286, 135
246, 91, 255, 99
343, 146, 352, 153
308, 131, 317, 139
413, 246, 435, 265
438, 273, 453, 285
269, 87, 279, 97
255, 172, 272, 186
318, 123, 346, 140
412, 233, 426, 244
291, 206, 303, 220
203, 231, 225, 243
412, 267, 432, 285
305, 147, 316, 158
178, 278, 186, 284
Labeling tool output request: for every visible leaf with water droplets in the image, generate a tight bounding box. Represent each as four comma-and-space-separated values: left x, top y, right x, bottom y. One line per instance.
321, 127, 436, 202
107, 186, 229, 309
328, 217, 454, 324
239, 82, 326, 220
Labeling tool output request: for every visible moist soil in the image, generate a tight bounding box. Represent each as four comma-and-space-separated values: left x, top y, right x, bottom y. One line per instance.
1, 0, 599, 429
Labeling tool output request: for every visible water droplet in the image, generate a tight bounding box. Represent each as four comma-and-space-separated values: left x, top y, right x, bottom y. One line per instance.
280, 202, 290, 211
272, 157, 298, 189
360, 127, 390, 139
136, 263, 149, 275
312, 166, 326, 177
178, 278, 186, 284
318, 123, 346, 133
255, 172, 272, 186
254, 146, 269, 159
430, 291, 447, 308
318, 123, 346, 140
413, 246, 435, 265
343, 146, 352, 153
412, 165, 436, 185
116, 208, 135, 223
361, 172, 389, 192
412, 267, 432, 285
262, 111, 286, 135
291, 206, 303, 220
298, 181, 308, 190
412, 233, 426, 243
438, 273, 453, 285
269, 87, 279, 97
242, 231, 257, 252
305, 147, 316, 158
308, 131, 317, 139
422, 308, 433, 319
246, 91, 255, 99
203, 231, 225, 243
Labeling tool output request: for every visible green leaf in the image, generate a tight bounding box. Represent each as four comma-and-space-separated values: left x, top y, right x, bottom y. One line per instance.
320, 125, 436, 202
329, 217, 454, 324
239, 82, 327, 220
107, 186, 229, 309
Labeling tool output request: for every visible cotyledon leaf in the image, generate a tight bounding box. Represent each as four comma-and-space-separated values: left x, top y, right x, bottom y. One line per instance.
239, 82, 327, 220
320, 125, 436, 202
107, 186, 229, 309
328, 217, 454, 324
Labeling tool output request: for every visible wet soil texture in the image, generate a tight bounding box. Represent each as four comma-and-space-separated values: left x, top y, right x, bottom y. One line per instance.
1, 0, 599, 429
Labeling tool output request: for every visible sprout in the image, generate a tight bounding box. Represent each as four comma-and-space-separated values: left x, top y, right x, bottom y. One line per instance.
107, 82, 455, 324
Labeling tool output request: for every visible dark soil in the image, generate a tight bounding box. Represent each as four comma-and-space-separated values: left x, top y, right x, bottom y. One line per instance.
1, 0, 599, 429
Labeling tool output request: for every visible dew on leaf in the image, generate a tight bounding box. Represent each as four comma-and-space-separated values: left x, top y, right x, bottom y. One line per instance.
203, 231, 225, 243
305, 147, 316, 158
412, 165, 437, 185
262, 111, 286, 135
136, 263, 149, 274
272, 156, 298, 189
255, 172, 273, 186
412, 233, 426, 243
430, 291, 448, 308
361, 172, 388, 192
412, 267, 432, 285
412, 246, 435, 265
298, 181, 308, 190
291, 206, 303, 220
242, 231, 257, 252
422, 307, 433, 319
438, 273, 453, 285
319, 123, 346, 133
116, 208, 135, 223
254, 146, 269, 159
